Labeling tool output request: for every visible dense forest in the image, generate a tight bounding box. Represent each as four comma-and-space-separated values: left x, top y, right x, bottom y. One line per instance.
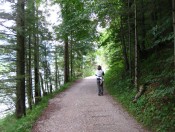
0, 0, 174, 131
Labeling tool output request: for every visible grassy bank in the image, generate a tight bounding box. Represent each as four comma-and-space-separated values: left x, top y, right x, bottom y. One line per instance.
104, 59, 175, 132
0, 82, 73, 132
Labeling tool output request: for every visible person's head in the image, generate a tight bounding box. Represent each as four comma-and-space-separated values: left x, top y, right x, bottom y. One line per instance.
97, 65, 102, 70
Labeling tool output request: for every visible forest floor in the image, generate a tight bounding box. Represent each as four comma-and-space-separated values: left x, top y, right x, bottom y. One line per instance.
32, 76, 149, 132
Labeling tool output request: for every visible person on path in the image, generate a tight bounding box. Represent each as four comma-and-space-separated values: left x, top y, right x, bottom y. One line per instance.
95, 65, 104, 96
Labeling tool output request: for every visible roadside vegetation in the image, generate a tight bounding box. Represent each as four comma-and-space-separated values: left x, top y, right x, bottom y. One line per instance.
104, 47, 175, 131
97, 0, 175, 131
0, 82, 72, 132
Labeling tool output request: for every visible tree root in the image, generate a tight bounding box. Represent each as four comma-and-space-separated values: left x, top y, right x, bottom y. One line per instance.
132, 84, 147, 103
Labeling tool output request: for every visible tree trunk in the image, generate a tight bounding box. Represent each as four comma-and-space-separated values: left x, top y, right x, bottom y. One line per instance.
34, 34, 40, 103
48, 66, 52, 93
120, 16, 129, 72
16, 0, 26, 118
70, 33, 73, 80
128, 0, 132, 80
39, 72, 46, 96
43, 43, 49, 93
172, 0, 175, 81
44, 61, 51, 93
26, 34, 33, 110
34, 6, 41, 104
140, 0, 145, 50
151, 0, 158, 24
55, 47, 58, 89
134, 0, 138, 91
45, 62, 49, 93
64, 35, 69, 83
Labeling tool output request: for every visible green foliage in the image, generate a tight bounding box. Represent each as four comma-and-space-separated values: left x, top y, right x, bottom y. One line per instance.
0, 82, 73, 132
53, 0, 97, 79
82, 67, 94, 77
0, 34, 5, 40
98, 27, 123, 67
146, 17, 173, 48
105, 50, 175, 131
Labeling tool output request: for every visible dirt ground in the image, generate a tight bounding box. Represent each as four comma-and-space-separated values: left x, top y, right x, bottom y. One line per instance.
32, 76, 149, 132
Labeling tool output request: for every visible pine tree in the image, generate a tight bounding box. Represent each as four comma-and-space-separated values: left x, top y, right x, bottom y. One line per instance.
16, 0, 26, 118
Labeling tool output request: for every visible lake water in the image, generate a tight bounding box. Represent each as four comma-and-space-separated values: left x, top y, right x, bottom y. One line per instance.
0, 103, 14, 119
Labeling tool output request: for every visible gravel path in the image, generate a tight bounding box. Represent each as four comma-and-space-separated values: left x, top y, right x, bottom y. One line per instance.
33, 76, 149, 132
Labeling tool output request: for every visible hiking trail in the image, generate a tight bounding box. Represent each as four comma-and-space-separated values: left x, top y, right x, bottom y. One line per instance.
33, 76, 149, 132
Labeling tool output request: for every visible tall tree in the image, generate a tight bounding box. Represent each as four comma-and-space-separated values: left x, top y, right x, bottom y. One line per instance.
134, 0, 138, 90
58, 2, 70, 83
120, 16, 129, 72
128, 0, 132, 79
172, 0, 175, 80
55, 0, 96, 81
140, 0, 146, 50
34, 4, 41, 104
55, 46, 59, 89
16, 0, 26, 118
26, 0, 35, 110
64, 35, 69, 83
26, 34, 33, 110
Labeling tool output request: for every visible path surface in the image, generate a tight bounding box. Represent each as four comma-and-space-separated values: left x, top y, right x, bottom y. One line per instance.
33, 76, 149, 132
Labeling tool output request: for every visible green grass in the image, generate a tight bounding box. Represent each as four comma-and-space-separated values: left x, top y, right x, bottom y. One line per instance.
0, 82, 73, 132
105, 77, 175, 131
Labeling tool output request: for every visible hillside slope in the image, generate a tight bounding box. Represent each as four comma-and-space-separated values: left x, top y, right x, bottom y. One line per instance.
105, 43, 175, 131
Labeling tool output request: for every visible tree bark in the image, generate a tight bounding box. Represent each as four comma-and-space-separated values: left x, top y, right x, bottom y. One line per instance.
64, 35, 69, 83
16, 0, 26, 118
45, 61, 49, 93
48, 66, 52, 93
134, 0, 138, 91
128, 0, 132, 79
55, 47, 58, 89
34, 6, 41, 104
26, 34, 33, 110
39, 72, 46, 96
172, 0, 175, 81
151, 0, 158, 24
34, 34, 40, 103
140, 0, 145, 50
120, 16, 129, 72
43, 43, 49, 93
70, 32, 73, 80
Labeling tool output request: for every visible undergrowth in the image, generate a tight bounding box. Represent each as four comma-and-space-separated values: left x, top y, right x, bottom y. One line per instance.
105, 57, 175, 132
0, 82, 73, 132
